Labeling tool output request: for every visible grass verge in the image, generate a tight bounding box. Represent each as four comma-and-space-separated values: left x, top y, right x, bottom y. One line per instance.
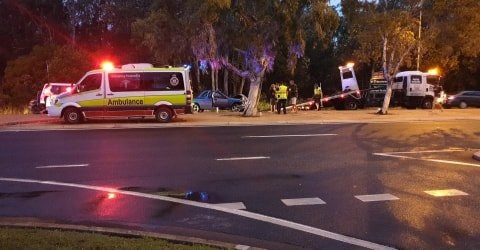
0, 227, 221, 250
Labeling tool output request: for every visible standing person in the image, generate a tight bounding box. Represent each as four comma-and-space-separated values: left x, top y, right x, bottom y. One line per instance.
288, 80, 298, 112
313, 83, 323, 111
276, 82, 288, 114
433, 90, 445, 111
269, 83, 277, 112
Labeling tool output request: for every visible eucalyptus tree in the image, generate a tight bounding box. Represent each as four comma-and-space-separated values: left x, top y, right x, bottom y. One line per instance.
345, 0, 420, 114
221, 0, 339, 116
420, 0, 480, 91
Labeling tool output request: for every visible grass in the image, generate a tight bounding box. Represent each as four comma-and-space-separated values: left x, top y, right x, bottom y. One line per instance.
0, 105, 30, 115
0, 227, 221, 250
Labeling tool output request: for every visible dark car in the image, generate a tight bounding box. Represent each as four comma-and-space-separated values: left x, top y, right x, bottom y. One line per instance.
444, 91, 480, 109
193, 90, 245, 112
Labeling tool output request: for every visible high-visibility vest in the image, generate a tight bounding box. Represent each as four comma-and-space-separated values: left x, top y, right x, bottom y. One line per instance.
276, 85, 288, 100
314, 87, 322, 96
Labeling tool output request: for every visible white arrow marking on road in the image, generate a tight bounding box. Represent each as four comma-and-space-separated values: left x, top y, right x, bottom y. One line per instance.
242, 133, 337, 138
0, 177, 395, 250
36, 164, 89, 169
355, 194, 399, 202
216, 156, 270, 161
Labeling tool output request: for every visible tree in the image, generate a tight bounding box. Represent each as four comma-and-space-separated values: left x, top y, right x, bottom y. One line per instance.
221, 0, 339, 116
0, 0, 68, 81
1, 45, 93, 105
132, 0, 338, 116
345, 0, 419, 114
420, 0, 480, 92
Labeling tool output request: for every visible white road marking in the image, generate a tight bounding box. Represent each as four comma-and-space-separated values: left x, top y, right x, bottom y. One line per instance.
373, 148, 480, 168
36, 164, 89, 169
235, 245, 251, 250
281, 197, 326, 206
355, 194, 399, 202
216, 156, 270, 161
0, 177, 395, 250
215, 202, 246, 210
424, 189, 469, 197
242, 134, 337, 138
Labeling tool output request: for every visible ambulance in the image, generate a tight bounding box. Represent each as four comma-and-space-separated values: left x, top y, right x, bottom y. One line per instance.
48, 63, 193, 124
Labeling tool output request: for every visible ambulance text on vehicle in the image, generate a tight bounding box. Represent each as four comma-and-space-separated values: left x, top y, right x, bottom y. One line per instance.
47, 63, 193, 124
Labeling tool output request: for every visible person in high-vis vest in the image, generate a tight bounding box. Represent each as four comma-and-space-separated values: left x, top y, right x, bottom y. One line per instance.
276, 83, 288, 114
313, 83, 323, 111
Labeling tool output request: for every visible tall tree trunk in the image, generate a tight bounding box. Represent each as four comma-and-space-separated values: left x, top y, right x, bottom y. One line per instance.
215, 69, 219, 91
381, 80, 393, 114
211, 69, 215, 90
243, 69, 266, 117
223, 69, 229, 95
239, 77, 245, 95
195, 61, 200, 87
380, 36, 390, 115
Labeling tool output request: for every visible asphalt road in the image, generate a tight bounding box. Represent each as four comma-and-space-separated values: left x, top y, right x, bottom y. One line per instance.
1, 121, 479, 249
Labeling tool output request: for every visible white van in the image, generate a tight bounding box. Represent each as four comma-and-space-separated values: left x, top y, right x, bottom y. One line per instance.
48, 63, 193, 123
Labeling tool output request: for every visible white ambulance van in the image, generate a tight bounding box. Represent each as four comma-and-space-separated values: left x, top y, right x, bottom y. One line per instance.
48, 63, 193, 124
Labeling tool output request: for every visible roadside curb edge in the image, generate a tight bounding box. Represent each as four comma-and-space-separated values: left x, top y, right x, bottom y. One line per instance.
0, 218, 258, 250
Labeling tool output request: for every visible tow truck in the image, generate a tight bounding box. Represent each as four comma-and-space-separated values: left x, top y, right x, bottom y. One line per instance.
301, 63, 442, 110
320, 63, 378, 110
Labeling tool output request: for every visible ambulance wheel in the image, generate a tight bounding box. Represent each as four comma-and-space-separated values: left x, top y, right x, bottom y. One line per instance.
63, 107, 83, 124
155, 107, 173, 123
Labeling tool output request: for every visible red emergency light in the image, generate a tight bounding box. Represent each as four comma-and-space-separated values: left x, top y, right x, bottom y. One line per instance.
101, 61, 115, 71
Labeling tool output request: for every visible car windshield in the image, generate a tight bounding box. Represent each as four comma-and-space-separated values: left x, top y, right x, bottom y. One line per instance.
51, 85, 70, 94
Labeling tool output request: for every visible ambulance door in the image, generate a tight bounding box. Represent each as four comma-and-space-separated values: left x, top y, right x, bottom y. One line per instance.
75, 73, 105, 118
105, 72, 145, 117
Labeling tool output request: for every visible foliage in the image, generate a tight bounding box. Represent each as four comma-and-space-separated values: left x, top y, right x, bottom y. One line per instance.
2, 0, 480, 110
1, 45, 93, 105
0, 227, 217, 250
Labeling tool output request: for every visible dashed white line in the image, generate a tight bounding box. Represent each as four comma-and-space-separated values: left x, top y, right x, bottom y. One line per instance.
215, 202, 246, 210
216, 156, 270, 161
281, 197, 326, 206
36, 164, 89, 169
424, 189, 469, 197
0, 177, 395, 250
242, 134, 337, 138
355, 194, 399, 202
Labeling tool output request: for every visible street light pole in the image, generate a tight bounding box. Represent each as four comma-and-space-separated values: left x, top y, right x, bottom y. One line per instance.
416, 0, 424, 71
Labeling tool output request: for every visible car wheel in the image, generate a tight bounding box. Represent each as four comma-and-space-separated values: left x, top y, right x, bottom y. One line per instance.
63, 107, 83, 124
231, 103, 242, 112
193, 103, 200, 113
459, 101, 467, 109
31, 105, 41, 114
155, 107, 173, 123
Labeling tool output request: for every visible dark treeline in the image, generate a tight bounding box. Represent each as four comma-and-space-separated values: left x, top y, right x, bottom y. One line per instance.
1, 0, 479, 107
